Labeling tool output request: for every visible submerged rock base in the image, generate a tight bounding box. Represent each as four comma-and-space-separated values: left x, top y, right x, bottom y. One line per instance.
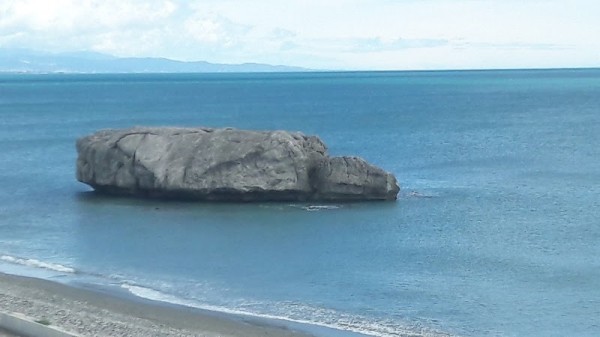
76, 127, 400, 202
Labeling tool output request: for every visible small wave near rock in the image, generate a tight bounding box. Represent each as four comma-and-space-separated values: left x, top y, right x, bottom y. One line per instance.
287, 204, 342, 211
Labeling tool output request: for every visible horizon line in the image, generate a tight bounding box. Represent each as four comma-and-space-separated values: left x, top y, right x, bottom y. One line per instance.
1, 66, 599, 76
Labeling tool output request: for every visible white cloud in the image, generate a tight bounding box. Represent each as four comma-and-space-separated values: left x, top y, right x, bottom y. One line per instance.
1, 0, 176, 32
0, 0, 598, 69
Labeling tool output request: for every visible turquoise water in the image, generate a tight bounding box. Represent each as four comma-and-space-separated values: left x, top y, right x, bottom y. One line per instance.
1, 70, 599, 336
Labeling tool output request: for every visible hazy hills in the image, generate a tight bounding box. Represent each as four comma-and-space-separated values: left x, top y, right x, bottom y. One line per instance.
0, 49, 307, 73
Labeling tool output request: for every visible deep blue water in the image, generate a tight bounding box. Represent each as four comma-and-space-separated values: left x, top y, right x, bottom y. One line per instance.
1, 70, 599, 337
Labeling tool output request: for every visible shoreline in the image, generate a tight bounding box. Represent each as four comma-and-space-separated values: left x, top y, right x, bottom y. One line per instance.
0, 271, 328, 337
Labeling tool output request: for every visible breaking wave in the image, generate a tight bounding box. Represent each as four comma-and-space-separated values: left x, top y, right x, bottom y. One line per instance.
120, 283, 453, 337
0, 255, 76, 274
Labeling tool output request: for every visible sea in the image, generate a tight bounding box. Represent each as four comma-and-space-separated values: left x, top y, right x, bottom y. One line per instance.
0, 69, 599, 337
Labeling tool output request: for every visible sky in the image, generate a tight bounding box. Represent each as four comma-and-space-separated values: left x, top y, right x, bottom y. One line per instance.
0, 0, 598, 70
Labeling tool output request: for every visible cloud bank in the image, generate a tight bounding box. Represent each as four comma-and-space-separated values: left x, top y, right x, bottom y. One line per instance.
0, 0, 598, 70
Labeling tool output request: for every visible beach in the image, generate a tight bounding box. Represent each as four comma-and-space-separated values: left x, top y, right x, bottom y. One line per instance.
0, 272, 314, 337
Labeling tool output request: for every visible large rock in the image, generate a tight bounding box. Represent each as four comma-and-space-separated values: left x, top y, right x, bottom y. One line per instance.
76, 127, 400, 201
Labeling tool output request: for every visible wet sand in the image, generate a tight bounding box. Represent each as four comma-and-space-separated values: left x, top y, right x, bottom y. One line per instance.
0, 272, 315, 337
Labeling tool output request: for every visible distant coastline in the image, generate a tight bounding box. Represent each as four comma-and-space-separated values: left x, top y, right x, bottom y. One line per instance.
0, 48, 309, 74
3, 48, 599, 75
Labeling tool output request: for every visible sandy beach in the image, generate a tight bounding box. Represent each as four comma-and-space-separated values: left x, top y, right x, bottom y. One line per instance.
0, 272, 315, 337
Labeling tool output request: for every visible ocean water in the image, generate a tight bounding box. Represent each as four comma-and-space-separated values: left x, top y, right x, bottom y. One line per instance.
1, 70, 599, 337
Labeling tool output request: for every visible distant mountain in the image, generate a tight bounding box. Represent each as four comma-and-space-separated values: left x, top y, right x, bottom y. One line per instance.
0, 49, 308, 73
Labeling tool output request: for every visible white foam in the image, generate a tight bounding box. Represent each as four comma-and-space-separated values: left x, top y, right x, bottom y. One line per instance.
306, 205, 340, 211
121, 284, 196, 307
0, 255, 75, 274
289, 204, 341, 212
120, 283, 454, 337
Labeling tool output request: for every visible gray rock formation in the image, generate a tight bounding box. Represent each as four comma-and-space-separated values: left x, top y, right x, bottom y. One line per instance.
76, 127, 399, 201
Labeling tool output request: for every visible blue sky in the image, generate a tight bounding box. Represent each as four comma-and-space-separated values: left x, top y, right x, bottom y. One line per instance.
0, 0, 598, 70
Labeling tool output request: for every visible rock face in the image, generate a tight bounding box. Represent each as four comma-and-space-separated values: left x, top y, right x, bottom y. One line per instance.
76, 127, 400, 201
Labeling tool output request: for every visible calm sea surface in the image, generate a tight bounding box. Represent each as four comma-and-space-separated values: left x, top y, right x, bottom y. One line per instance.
0, 70, 599, 337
